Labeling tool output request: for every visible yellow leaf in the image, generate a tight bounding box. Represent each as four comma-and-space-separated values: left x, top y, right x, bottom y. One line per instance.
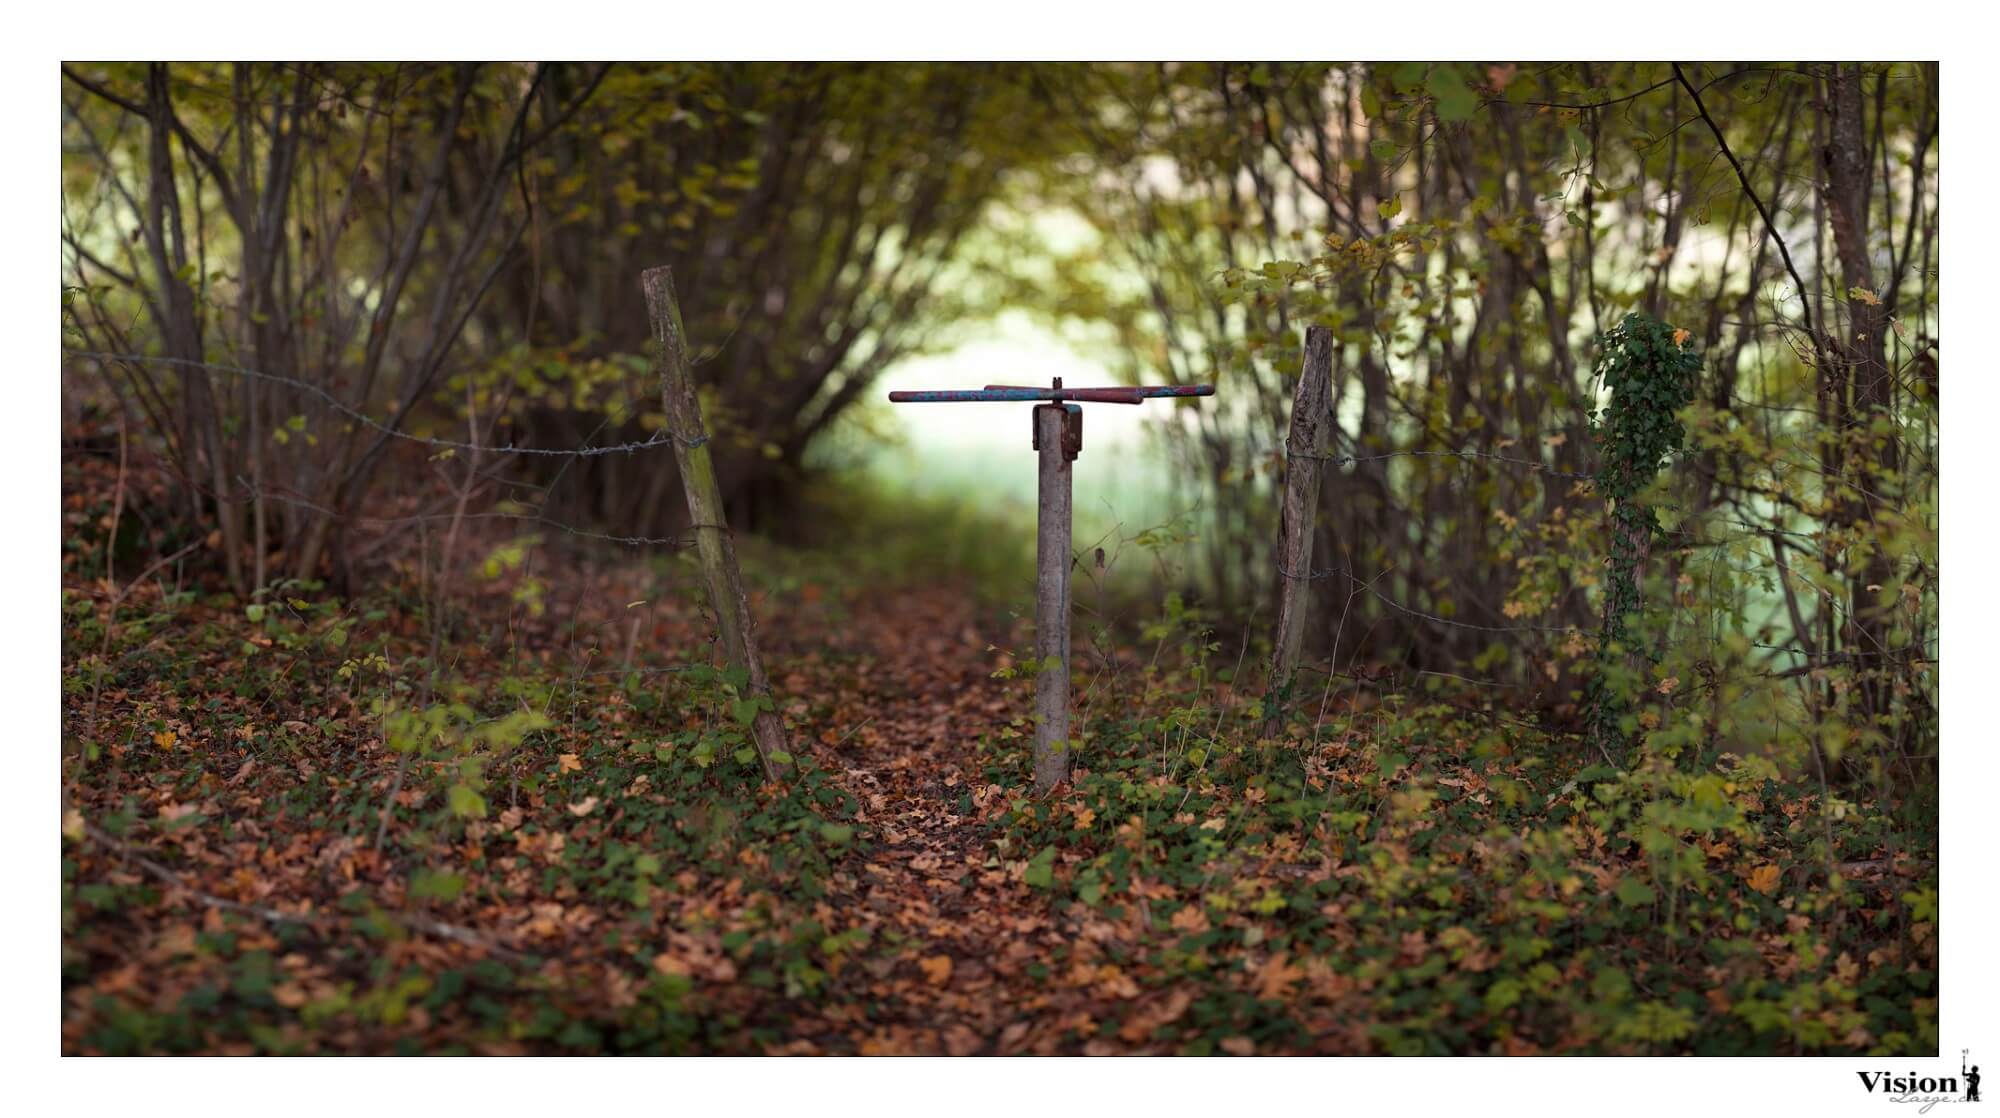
1672, 328, 1691, 347
568, 796, 600, 817
919, 954, 953, 986
558, 753, 582, 773
1848, 286, 1882, 306
62, 808, 85, 842
153, 730, 178, 749
1747, 864, 1781, 895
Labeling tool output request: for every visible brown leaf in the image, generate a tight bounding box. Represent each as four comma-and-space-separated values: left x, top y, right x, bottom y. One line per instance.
1747, 864, 1781, 895
919, 954, 953, 986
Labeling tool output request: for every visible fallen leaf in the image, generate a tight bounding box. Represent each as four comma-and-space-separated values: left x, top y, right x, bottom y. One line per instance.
919, 954, 953, 986
1254, 952, 1305, 1001
653, 953, 692, 977
1747, 864, 1781, 895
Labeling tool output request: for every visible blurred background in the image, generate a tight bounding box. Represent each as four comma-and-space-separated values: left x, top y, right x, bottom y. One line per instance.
61, 62, 1938, 778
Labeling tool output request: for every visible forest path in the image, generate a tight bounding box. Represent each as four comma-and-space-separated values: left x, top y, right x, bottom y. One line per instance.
787, 584, 1103, 1055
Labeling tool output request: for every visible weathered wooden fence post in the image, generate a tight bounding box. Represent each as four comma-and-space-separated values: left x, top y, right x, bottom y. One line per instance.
641, 266, 793, 781
1033, 402, 1077, 793
1264, 325, 1335, 739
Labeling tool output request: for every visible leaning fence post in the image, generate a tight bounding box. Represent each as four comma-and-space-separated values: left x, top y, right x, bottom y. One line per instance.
641, 266, 793, 781
1264, 325, 1335, 739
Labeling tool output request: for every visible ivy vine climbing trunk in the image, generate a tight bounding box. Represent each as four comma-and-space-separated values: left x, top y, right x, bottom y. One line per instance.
1586, 313, 1700, 762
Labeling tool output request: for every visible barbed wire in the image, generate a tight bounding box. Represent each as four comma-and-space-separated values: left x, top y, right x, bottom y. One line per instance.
1278, 559, 1582, 634
69, 348, 1931, 691
1751, 640, 1937, 662
1286, 444, 1598, 480
219, 478, 722, 551
63, 349, 699, 456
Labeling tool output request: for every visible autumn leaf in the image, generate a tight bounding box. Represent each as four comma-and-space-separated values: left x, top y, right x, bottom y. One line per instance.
1672, 327, 1691, 347
557, 753, 582, 773
1747, 864, 1782, 895
1253, 952, 1304, 1001
652, 953, 692, 977
919, 954, 953, 986
158, 801, 199, 825
1847, 286, 1882, 306
568, 796, 600, 817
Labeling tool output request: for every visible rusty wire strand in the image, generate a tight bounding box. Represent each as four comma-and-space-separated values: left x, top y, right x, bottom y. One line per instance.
63, 349, 702, 455
1284, 444, 1598, 480
1276, 560, 1582, 634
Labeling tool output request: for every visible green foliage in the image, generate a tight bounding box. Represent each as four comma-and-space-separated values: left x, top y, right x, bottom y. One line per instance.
978, 688, 1935, 1054
1586, 312, 1702, 758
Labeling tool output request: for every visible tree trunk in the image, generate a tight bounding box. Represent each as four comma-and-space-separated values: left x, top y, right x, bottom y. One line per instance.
1264, 325, 1334, 738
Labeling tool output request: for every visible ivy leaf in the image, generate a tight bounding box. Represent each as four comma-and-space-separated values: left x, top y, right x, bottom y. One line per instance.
1023, 846, 1058, 889
1615, 876, 1657, 907
409, 870, 465, 902
446, 783, 487, 819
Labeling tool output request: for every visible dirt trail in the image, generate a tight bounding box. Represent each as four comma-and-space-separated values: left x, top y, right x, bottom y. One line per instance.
784, 586, 1096, 1055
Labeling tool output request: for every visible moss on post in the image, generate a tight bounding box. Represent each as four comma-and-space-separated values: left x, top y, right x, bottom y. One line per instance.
642, 265, 794, 782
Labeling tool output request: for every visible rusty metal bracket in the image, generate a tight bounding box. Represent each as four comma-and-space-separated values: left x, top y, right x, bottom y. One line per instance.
1032, 402, 1083, 460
